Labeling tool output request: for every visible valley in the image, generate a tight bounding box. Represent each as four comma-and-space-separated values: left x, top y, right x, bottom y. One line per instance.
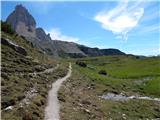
1, 25, 160, 120
1, 3, 160, 120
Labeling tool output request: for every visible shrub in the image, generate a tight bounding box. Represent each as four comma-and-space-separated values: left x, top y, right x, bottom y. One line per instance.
1, 21, 15, 34
98, 70, 107, 75
76, 61, 87, 67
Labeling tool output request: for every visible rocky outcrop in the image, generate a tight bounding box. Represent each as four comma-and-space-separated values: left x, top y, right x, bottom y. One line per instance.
36, 28, 51, 41
78, 45, 125, 57
100, 49, 125, 56
50, 40, 86, 57
6, 4, 51, 42
1, 38, 27, 56
6, 4, 36, 38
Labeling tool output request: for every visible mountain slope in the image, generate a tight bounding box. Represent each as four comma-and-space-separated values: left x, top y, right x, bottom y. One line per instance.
1, 24, 68, 119
78, 45, 125, 57
6, 4, 126, 58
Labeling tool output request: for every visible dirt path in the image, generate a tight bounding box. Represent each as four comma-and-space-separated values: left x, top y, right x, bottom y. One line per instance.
29, 64, 59, 75
3, 64, 60, 111
44, 63, 72, 120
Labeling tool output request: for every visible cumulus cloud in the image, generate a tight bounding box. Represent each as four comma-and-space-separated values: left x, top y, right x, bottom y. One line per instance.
46, 28, 79, 42
94, 0, 144, 40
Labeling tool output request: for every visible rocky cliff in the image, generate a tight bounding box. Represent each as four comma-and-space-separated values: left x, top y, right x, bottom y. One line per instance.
6, 4, 51, 42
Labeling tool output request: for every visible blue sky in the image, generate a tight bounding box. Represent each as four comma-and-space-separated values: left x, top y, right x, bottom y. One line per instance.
1, 1, 159, 56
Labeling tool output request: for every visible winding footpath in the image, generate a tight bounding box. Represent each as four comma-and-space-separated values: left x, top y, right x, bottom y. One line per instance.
29, 64, 59, 75
3, 64, 60, 111
45, 63, 72, 120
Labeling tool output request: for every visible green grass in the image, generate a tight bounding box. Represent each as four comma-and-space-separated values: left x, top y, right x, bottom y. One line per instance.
74, 56, 160, 97
78, 56, 160, 78
142, 77, 160, 96
59, 56, 160, 119
1, 32, 68, 120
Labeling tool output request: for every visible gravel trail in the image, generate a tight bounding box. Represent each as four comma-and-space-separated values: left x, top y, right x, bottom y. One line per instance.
45, 63, 72, 120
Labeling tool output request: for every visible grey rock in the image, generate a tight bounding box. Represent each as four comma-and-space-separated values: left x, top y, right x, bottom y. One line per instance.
6, 4, 36, 38
78, 45, 125, 57
36, 27, 51, 41
6, 4, 50, 42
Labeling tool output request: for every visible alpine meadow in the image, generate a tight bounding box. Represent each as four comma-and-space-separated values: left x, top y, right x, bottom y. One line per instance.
1, 1, 160, 120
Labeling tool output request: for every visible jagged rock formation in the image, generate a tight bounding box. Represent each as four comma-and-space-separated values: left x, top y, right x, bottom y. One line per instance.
36, 28, 51, 41
6, 4, 36, 38
6, 4, 51, 42
6, 4, 126, 58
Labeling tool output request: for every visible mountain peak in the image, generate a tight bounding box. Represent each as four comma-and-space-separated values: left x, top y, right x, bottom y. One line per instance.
36, 27, 52, 41
15, 4, 27, 12
6, 4, 52, 41
6, 4, 36, 37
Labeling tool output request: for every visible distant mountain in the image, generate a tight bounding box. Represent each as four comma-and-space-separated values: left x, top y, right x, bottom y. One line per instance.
6, 4, 125, 58
77, 45, 125, 57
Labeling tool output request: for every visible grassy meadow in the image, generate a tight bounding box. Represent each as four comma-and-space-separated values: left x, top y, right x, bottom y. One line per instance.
59, 55, 160, 119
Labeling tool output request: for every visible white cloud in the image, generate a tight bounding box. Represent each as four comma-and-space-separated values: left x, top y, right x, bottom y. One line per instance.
94, 0, 144, 41
46, 28, 79, 42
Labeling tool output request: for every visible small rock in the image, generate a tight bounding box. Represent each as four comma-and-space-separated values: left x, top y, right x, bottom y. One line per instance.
81, 100, 91, 105
58, 96, 65, 102
84, 108, 91, 114
122, 114, 126, 119
78, 103, 83, 107
154, 108, 160, 112
4, 106, 14, 111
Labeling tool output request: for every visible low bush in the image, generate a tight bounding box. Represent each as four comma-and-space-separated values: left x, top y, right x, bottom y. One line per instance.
1, 21, 15, 34
98, 70, 107, 75
76, 61, 87, 67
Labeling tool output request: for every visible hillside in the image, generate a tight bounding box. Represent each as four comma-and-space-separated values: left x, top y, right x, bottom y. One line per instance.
1, 27, 68, 119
